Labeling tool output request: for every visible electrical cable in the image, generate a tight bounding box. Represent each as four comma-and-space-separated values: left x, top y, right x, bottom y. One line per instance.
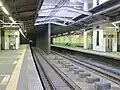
38, 0, 69, 25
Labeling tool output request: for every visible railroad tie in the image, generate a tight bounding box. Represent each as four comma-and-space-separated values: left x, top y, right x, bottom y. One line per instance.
68, 66, 79, 71
85, 76, 100, 83
79, 72, 91, 78
58, 60, 67, 64
94, 81, 111, 90
73, 69, 84, 74
64, 63, 73, 68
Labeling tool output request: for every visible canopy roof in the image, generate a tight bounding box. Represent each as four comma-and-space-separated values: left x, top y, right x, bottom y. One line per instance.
35, 0, 93, 26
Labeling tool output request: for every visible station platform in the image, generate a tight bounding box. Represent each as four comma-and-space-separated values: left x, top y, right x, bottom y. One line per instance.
0, 45, 43, 90
51, 45, 120, 60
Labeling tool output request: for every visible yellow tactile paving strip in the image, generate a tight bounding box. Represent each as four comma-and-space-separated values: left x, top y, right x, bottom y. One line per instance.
6, 45, 28, 90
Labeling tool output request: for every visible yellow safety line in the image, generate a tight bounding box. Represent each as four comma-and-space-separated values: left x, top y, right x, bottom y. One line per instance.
6, 46, 27, 90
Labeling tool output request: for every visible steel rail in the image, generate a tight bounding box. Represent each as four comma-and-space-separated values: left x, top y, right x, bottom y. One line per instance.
35, 48, 82, 90
52, 50, 120, 85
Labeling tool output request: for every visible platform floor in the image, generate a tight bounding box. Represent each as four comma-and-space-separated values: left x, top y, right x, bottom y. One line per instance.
51, 45, 120, 60
0, 45, 43, 90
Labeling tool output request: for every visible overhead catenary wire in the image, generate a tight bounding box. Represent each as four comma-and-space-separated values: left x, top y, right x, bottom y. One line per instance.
38, 0, 69, 25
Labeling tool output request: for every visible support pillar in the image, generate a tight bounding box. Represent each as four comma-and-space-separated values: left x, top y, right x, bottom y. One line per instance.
36, 24, 51, 54
15, 30, 20, 49
84, 0, 88, 11
0, 30, 1, 51
84, 31, 88, 49
117, 31, 120, 51
48, 23, 51, 54
93, 0, 97, 8
99, 0, 108, 5
4, 30, 9, 50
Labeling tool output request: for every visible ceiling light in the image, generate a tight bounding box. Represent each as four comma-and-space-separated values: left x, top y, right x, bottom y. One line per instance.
0, 20, 4, 23
58, 34, 61, 36
112, 23, 119, 29
63, 32, 68, 35
1, 7, 9, 15
70, 31, 74, 33
70, 0, 76, 2
9, 17, 15, 23
112, 21, 120, 24
76, 35, 79, 37
0, 1, 3, 6
19, 28, 26, 38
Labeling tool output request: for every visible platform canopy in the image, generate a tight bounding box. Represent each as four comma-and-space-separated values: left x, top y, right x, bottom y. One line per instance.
35, 0, 93, 26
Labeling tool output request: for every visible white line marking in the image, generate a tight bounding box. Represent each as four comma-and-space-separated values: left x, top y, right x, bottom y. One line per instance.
17, 55, 21, 59
0, 75, 11, 85
13, 61, 18, 64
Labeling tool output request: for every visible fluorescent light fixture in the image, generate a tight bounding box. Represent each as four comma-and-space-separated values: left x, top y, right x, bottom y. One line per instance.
9, 17, 15, 23
0, 1, 3, 6
1, 7, 9, 15
58, 34, 61, 36
112, 21, 120, 24
70, 0, 76, 2
24, 30, 26, 32
76, 35, 79, 38
63, 32, 68, 35
19, 28, 26, 38
0, 20, 4, 23
112, 21, 120, 29
112, 23, 119, 29
70, 31, 74, 33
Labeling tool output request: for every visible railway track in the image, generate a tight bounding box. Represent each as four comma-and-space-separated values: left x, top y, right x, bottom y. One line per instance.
31, 48, 81, 90
31, 47, 120, 90
52, 50, 120, 85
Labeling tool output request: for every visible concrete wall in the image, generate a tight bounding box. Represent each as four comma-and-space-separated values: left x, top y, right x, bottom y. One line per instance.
84, 31, 88, 49
15, 30, 20, 49
36, 24, 51, 53
1, 29, 4, 50
20, 34, 29, 44
4, 29, 20, 50
4, 30, 10, 49
52, 22, 118, 52
84, 31, 93, 49
93, 24, 117, 52
112, 32, 117, 51
118, 32, 120, 51
104, 27, 117, 52
93, 0, 109, 8
99, 0, 109, 4
93, 29, 105, 51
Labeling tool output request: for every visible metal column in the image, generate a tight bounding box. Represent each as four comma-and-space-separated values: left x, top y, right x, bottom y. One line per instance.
48, 23, 51, 54
36, 24, 51, 54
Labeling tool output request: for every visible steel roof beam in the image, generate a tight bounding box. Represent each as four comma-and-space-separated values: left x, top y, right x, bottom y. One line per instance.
70, 3, 120, 26
36, 17, 74, 22
67, 8, 92, 16
34, 21, 67, 26
38, 7, 92, 16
